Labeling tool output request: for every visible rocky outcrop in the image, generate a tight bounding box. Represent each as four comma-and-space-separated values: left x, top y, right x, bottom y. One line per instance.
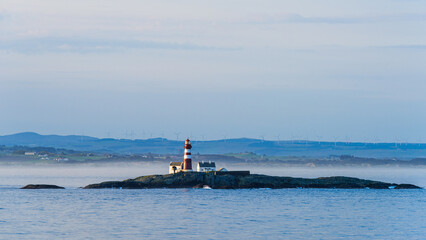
83, 172, 421, 189
21, 184, 65, 189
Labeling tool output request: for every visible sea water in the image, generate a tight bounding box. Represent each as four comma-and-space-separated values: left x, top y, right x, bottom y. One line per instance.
0, 188, 424, 239
0, 166, 425, 239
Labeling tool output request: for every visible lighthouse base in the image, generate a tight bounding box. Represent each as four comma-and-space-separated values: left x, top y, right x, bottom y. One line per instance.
182, 169, 193, 172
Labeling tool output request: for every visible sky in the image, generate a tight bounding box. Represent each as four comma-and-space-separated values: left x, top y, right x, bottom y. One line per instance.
0, 0, 425, 142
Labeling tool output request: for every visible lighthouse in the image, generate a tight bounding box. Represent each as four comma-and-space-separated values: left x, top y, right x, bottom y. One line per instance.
182, 138, 192, 171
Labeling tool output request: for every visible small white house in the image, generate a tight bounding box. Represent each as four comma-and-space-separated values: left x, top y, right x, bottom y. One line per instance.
55, 157, 69, 162
169, 162, 182, 174
24, 152, 36, 156
197, 161, 216, 172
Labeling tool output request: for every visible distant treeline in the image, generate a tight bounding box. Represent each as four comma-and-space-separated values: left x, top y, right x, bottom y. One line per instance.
0, 145, 79, 155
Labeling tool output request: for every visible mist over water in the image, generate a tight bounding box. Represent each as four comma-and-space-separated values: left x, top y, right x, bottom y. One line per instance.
0, 163, 167, 188
0, 163, 424, 188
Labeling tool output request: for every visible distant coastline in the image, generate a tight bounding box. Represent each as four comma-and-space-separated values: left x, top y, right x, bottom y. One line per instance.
1, 132, 426, 158
1, 145, 425, 167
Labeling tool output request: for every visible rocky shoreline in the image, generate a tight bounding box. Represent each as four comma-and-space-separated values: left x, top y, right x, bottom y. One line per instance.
83, 172, 421, 189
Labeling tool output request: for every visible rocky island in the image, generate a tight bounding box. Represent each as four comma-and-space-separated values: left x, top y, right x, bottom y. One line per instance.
84, 172, 420, 189
21, 184, 65, 189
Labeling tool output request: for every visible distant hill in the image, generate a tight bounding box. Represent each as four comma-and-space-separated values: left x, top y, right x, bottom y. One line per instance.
0, 132, 425, 158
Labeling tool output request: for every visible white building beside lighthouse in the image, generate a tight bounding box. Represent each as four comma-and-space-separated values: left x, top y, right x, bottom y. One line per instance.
169, 162, 182, 174
197, 162, 216, 172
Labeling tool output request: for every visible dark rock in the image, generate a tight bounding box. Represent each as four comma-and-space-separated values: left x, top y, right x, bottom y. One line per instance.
83, 172, 422, 189
21, 184, 65, 189
394, 184, 421, 189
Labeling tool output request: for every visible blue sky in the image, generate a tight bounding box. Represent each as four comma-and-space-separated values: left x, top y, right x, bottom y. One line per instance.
0, 0, 425, 142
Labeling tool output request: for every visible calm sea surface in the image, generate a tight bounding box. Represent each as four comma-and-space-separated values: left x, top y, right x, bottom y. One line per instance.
0, 166, 425, 239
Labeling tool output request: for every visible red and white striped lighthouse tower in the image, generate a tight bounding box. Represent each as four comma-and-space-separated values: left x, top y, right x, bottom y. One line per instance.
182, 138, 192, 171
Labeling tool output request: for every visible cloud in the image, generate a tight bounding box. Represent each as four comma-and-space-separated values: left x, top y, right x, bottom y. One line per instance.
0, 37, 221, 54
0, 11, 7, 21
245, 13, 356, 24
244, 13, 426, 24
379, 45, 426, 50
